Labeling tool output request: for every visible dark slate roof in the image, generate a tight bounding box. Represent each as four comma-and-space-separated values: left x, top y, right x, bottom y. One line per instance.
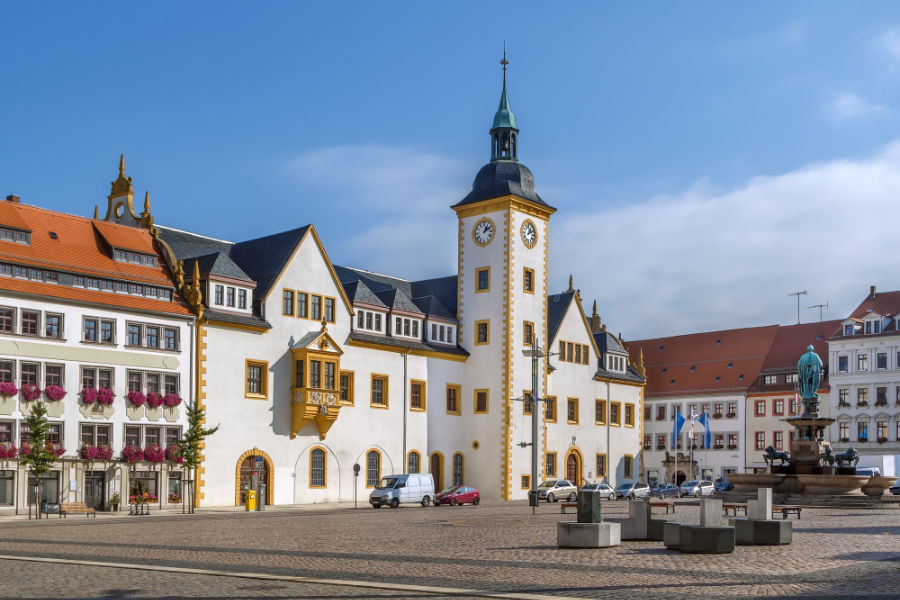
413, 294, 456, 322
452, 160, 553, 210
594, 364, 646, 384
594, 331, 628, 355
547, 291, 575, 344
157, 226, 232, 262
187, 252, 254, 283
349, 331, 469, 358
375, 288, 424, 316
229, 226, 310, 300
335, 266, 459, 319
344, 280, 388, 309
411, 275, 458, 315
293, 330, 323, 349
204, 308, 271, 329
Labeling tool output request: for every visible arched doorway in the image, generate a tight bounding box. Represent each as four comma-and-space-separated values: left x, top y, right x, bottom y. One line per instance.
564, 449, 583, 485
235, 450, 274, 506
675, 470, 686, 486
430, 452, 443, 491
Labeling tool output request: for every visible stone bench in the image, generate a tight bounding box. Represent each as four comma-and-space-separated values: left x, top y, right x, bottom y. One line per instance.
607, 499, 673, 541
773, 505, 801, 520
663, 499, 735, 554
722, 502, 747, 516
557, 491, 620, 549
560, 502, 578, 514
648, 501, 675, 514
729, 489, 792, 546
58, 502, 96, 518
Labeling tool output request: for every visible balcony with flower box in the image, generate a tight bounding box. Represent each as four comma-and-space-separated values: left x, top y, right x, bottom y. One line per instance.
289, 328, 344, 440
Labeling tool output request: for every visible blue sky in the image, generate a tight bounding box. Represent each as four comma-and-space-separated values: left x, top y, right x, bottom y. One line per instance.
3, 2, 900, 338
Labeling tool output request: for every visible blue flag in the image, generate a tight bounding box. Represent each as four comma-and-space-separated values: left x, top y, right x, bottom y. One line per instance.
698, 412, 712, 449
673, 409, 685, 449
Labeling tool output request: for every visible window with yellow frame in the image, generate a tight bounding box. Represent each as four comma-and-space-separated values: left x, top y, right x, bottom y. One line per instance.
370, 374, 389, 408
566, 398, 579, 424
523, 267, 535, 293
624, 403, 635, 427
523, 390, 533, 415
521, 474, 530, 489
623, 454, 634, 478
475, 267, 490, 292
610, 401, 621, 426
545, 452, 557, 477
523, 321, 534, 346
544, 396, 557, 422
595, 453, 607, 478
282, 289, 295, 316
595, 399, 607, 425
410, 380, 426, 411
309, 447, 326, 488
446, 384, 461, 415
245, 359, 268, 400
474, 389, 489, 414
475, 320, 490, 345
339, 370, 354, 405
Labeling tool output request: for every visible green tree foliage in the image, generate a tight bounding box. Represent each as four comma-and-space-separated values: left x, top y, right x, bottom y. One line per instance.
19, 401, 56, 519
180, 400, 218, 512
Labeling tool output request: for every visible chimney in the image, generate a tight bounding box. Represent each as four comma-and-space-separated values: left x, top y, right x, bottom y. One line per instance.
870, 285, 877, 299
5, 195, 20, 203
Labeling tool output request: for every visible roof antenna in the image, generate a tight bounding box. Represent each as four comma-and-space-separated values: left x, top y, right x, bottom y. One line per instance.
788, 290, 807, 325
808, 302, 828, 322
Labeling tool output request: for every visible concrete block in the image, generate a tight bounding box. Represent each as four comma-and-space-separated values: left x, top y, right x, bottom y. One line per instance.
607, 499, 651, 539
557, 521, 621, 548
732, 518, 792, 545
747, 488, 772, 521
699, 499, 724, 527
678, 525, 736, 554
647, 517, 673, 541
577, 491, 603, 524
663, 521, 682, 549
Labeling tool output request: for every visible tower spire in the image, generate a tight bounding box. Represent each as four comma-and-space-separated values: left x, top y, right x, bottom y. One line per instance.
490, 46, 518, 162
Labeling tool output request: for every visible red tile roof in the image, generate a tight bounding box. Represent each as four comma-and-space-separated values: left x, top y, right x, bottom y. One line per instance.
628, 325, 780, 397
848, 287, 900, 320
92, 220, 158, 255
760, 321, 841, 372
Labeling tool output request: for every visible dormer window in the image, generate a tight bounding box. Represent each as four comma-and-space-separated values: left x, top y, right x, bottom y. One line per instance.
393, 316, 421, 339
428, 322, 456, 345
864, 319, 881, 334
0, 226, 29, 245
356, 309, 385, 334
607, 354, 626, 373
113, 248, 157, 267
844, 323, 857, 336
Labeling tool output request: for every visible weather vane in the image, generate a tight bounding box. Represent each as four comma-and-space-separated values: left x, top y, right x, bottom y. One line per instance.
501, 42, 508, 70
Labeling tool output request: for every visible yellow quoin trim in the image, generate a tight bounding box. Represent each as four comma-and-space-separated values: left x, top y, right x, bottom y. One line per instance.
195, 321, 207, 502
234, 448, 275, 506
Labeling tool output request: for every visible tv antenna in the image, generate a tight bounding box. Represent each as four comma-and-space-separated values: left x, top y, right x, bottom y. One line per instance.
788, 290, 807, 324
808, 302, 828, 322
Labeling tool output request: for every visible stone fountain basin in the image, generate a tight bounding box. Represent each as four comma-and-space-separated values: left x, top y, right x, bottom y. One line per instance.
794, 474, 870, 495
728, 473, 785, 491
861, 476, 899, 497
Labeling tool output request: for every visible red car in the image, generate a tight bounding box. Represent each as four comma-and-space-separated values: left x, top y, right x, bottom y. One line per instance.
435, 485, 480, 506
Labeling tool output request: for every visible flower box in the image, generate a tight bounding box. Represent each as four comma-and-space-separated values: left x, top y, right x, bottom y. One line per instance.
81, 387, 98, 404
858, 437, 868, 443
725, 412, 736, 418
129, 492, 158, 504
655, 416, 665, 421
727, 444, 737, 449
20, 384, 41, 402
46, 443, 65, 458
163, 393, 182, 407
80, 444, 113, 460
0, 382, 18, 397
838, 403, 850, 407
127, 390, 146, 407
856, 402, 868, 407
877, 437, 888, 444
840, 437, 849, 443
164, 444, 183, 463
146, 392, 164, 408
0, 442, 17, 459
44, 385, 66, 401
168, 493, 181, 503
122, 445, 143, 463
97, 388, 114, 405
712, 413, 722, 419
714, 445, 724, 450
656, 445, 666, 450
143, 444, 165, 463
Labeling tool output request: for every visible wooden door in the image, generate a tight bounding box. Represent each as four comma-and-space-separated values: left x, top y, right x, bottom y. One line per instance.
430, 453, 442, 492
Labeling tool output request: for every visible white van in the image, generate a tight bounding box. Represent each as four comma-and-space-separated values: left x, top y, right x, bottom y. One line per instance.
369, 473, 435, 508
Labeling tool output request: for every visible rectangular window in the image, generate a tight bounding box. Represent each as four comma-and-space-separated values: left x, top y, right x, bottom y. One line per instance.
0, 307, 14, 333
624, 403, 635, 427
83, 318, 97, 342
325, 298, 336, 323
245, 360, 267, 398
857, 421, 868, 442
838, 389, 849, 405
755, 431, 766, 450
545, 452, 557, 477
544, 396, 557, 422
763, 375, 777, 385
127, 371, 142, 392
755, 399, 766, 417
100, 320, 114, 343
226, 287, 235, 307
877, 352, 888, 370
567, 343, 573, 362
876, 420, 888, 441
446, 384, 460, 415
567, 398, 578, 424
609, 402, 621, 426
838, 355, 848, 372
310, 450, 326, 487
44, 364, 63, 387
142, 370, 157, 394
294, 360, 304, 387
214, 285, 224, 305
311, 295, 322, 321
127, 323, 142, 346
475, 320, 489, 345
773, 431, 783, 450
523, 391, 533, 415
0, 361, 12, 383
858, 354, 868, 372
21, 310, 38, 336
476, 267, 489, 292
145, 326, 159, 348
656, 434, 666, 449
858, 387, 868, 406
595, 454, 606, 478
371, 374, 388, 407
238, 289, 247, 309
309, 360, 321, 388
283, 290, 295, 316
582, 345, 590, 365
876, 386, 887, 405
574, 344, 581, 364
298, 293, 308, 318
163, 374, 178, 395
521, 474, 531, 489
339, 371, 354, 404
163, 328, 178, 350
474, 389, 489, 414
523, 268, 534, 293
623, 455, 633, 478
595, 399, 606, 425
410, 380, 425, 411
20, 362, 39, 386
523, 321, 533, 346
45, 314, 62, 339
773, 399, 784, 415
324, 362, 335, 390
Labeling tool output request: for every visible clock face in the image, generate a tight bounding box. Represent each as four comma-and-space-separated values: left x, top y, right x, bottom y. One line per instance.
473, 218, 495, 246
521, 220, 537, 248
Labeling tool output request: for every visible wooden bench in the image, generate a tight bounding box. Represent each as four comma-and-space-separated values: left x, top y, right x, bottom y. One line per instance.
722, 502, 747, 516
560, 502, 578, 514
773, 505, 801, 520
58, 502, 96, 518
648, 501, 675, 514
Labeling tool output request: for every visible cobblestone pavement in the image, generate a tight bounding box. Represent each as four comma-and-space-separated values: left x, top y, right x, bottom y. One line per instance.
0, 501, 897, 599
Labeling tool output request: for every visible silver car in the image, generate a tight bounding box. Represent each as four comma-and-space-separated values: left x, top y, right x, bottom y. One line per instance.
679, 480, 715, 498
580, 482, 616, 500
536, 479, 578, 502
614, 481, 651, 499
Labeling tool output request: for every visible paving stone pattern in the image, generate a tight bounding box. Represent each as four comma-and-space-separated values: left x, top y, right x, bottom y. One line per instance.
0, 501, 897, 599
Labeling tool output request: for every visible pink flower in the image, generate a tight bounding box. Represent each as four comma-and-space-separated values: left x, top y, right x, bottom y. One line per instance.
81, 387, 98, 404
20, 384, 41, 402
127, 390, 146, 407
164, 444, 183, 463
0, 382, 17, 397
143, 444, 165, 463
97, 388, 114, 405
0, 442, 17, 459
96, 444, 113, 460
122, 445, 143, 463
146, 392, 164, 408
163, 393, 182, 407
80, 445, 99, 460
18, 442, 31, 456
44, 385, 66, 401
45, 443, 65, 458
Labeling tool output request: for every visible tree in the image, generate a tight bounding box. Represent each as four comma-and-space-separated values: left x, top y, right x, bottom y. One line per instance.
180, 400, 218, 513
19, 401, 56, 519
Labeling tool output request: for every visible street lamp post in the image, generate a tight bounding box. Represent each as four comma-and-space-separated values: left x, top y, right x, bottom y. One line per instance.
521, 336, 548, 513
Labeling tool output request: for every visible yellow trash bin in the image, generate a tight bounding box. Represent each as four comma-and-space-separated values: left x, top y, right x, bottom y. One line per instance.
245, 490, 257, 511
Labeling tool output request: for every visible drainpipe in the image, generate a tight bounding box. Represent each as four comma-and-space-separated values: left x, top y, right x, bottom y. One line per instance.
402, 345, 411, 473
606, 379, 611, 486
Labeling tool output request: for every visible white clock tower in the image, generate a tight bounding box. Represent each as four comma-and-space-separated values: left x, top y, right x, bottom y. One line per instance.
452, 55, 556, 500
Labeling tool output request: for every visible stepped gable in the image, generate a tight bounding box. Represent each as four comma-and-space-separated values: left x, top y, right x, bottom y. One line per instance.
629, 325, 781, 397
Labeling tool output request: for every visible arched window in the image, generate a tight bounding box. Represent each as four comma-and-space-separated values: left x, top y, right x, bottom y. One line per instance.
407, 451, 420, 474
452, 452, 464, 486
310, 448, 326, 487
366, 450, 380, 487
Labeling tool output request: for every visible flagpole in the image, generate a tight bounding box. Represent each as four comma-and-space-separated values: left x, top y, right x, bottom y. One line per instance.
704, 408, 709, 479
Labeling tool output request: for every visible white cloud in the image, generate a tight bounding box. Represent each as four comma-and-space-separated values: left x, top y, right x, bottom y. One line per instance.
875, 28, 900, 62
827, 92, 888, 122
553, 142, 900, 339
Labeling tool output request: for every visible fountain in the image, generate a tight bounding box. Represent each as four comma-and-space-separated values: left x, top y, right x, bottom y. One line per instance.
729, 346, 897, 500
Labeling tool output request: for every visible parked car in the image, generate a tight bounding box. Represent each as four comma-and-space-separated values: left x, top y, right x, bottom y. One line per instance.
651, 483, 680, 499
855, 467, 881, 477
536, 479, 578, 502
890, 481, 900, 496
580, 482, 616, 500
714, 480, 734, 492
435, 485, 480, 506
614, 481, 651, 499
679, 480, 714, 498
369, 473, 435, 508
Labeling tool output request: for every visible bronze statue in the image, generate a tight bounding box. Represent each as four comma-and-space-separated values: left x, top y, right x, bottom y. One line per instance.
763, 445, 790, 467
834, 447, 859, 468
817, 446, 834, 466
798, 345, 823, 400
